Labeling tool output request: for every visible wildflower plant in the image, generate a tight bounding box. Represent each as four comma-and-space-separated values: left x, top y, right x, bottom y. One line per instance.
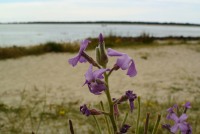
162, 102, 192, 134
68, 33, 191, 134
68, 33, 138, 133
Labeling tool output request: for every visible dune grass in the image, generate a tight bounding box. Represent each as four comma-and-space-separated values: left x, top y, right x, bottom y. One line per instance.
1, 34, 199, 60
0, 42, 80, 60
0, 88, 199, 134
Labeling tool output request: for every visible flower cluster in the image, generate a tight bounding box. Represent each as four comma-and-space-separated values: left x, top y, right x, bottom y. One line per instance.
68, 33, 137, 95
84, 64, 109, 95
68, 33, 137, 133
162, 102, 192, 134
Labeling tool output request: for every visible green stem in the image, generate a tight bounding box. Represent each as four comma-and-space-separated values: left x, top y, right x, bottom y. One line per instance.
152, 114, 161, 134
93, 115, 102, 134
121, 112, 129, 127
100, 101, 112, 134
104, 74, 118, 133
136, 96, 141, 134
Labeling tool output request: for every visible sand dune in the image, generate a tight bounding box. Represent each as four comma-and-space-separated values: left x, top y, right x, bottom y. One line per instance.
0, 44, 200, 106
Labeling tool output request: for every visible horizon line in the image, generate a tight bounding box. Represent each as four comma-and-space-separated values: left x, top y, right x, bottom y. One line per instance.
1, 21, 200, 26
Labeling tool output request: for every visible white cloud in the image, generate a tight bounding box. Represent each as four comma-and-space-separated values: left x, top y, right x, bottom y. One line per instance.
0, 0, 199, 23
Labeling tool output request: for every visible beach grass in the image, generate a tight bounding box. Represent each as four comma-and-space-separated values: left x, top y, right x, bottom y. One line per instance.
1, 34, 199, 60
0, 89, 199, 133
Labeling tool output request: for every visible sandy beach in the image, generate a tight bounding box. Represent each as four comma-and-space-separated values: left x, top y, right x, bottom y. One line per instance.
0, 44, 200, 106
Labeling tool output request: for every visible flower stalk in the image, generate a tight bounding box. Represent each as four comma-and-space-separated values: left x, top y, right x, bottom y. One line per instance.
121, 112, 129, 128
104, 73, 118, 133
93, 115, 102, 134
152, 114, 161, 134
100, 101, 112, 134
136, 96, 141, 134
144, 113, 150, 134
69, 120, 74, 134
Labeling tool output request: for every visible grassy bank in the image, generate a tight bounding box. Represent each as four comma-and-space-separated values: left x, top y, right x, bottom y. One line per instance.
1, 34, 200, 60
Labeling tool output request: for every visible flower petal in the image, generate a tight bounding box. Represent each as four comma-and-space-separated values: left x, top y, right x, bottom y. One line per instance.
80, 104, 91, 116
85, 64, 94, 82
170, 113, 179, 122
79, 39, 90, 52
184, 102, 191, 109
125, 90, 137, 112
179, 122, 188, 132
127, 60, 137, 77
79, 56, 87, 63
107, 48, 124, 56
93, 68, 109, 79
126, 90, 137, 101
170, 124, 179, 133
68, 54, 81, 67
89, 82, 106, 95
179, 114, 188, 122
116, 54, 131, 70
68, 39, 90, 67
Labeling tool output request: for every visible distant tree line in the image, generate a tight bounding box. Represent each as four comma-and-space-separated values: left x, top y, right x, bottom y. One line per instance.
1, 21, 200, 26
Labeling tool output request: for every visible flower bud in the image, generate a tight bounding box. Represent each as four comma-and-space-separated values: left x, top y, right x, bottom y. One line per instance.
120, 124, 131, 133
90, 109, 102, 115
95, 47, 101, 65
162, 124, 171, 131
97, 33, 108, 67
113, 98, 120, 117
99, 33, 104, 44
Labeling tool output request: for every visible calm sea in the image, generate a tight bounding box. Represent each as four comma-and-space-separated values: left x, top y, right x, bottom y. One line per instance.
0, 24, 200, 46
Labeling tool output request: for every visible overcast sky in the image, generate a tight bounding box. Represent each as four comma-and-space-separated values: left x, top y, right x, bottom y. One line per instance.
0, 0, 199, 23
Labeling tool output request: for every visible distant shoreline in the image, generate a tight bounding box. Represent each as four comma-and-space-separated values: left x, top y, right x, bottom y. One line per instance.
0, 35, 200, 60
1, 21, 200, 27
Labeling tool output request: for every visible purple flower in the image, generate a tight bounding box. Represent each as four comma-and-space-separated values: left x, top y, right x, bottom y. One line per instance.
126, 90, 137, 112
170, 114, 189, 133
84, 64, 109, 95
80, 104, 102, 116
166, 104, 178, 120
183, 102, 191, 113
162, 124, 171, 131
68, 39, 90, 67
185, 124, 192, 134
184, 102, 191, 109
107, 48, 137, 77
120, 124, 131, 133
117, 90, 137, 112
80, 104, 91, 116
